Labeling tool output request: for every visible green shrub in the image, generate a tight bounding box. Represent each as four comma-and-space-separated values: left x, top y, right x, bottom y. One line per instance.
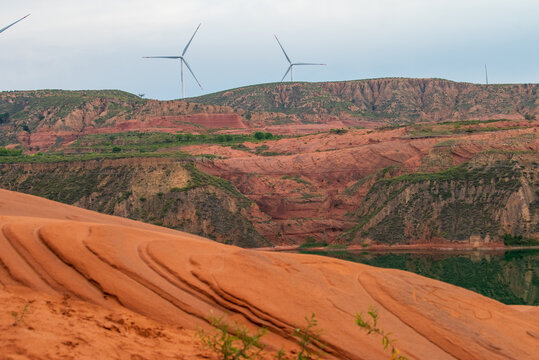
281, 175, 311, 185
254, 145, 269, 154
299, 237, 328, 249
0, 148, 23, 156
293, 313, 324, 360
503, 233, 539, 246
356, 306, 407, 360
329, 128, 348, 135
196, 314, 267, 360
252, 131, 274, 140
524, 113, 536, 121
253, 131, 265, 140
11, 304, 30, 326
0, 112, 9, 123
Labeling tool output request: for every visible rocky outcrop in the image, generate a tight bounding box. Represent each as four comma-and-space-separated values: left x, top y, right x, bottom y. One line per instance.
0, 189, 538, 359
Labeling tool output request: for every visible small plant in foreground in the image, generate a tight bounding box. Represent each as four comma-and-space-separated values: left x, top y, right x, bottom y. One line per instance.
11, 303, 30, 326
196, 314, 267, 360
293, 313, 324, 360
356, 306, 407, 360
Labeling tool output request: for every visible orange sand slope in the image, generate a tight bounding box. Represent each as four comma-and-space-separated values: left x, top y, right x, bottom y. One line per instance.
0, 189, 537, 360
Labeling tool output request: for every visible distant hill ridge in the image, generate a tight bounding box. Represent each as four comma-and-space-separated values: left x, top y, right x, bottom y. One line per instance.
192, 78, 537, 124
0, 78, 537, 149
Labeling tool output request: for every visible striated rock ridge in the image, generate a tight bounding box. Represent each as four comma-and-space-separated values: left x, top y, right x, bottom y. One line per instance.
0, 189, 538, 359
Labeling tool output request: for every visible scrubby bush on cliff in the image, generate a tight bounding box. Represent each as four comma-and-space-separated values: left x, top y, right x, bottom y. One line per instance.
0, 112, 9, 123
524, 113, 536, 121
329, 128, 348, 135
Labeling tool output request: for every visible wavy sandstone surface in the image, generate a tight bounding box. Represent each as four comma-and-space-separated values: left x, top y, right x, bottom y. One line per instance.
0, 189, 537, 359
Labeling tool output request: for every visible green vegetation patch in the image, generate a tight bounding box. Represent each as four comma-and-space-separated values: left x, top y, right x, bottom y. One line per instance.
67, 131, 281, 155
299, 236, 329, 249
281, 174, 312, 185
0, 148, 23, 156
503, 234, 539, 246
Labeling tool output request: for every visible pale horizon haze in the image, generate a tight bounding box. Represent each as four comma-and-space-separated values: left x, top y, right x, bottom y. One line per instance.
1, 0, 538, 100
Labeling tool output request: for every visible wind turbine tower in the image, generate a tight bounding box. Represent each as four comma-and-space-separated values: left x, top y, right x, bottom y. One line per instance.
0, 14, 30, 35
274, 35, 325, 82
485, 64, 489, 85
143, 24, 203, 99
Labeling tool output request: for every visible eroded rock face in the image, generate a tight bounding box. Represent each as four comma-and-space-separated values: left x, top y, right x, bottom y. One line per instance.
197, 124, 538, 245
0, 158, 266, 247
0, 189, 537, 359
347, 153, 538, 244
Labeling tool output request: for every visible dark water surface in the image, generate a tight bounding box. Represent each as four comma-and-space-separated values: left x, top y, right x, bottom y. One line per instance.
298, 249, 538, 305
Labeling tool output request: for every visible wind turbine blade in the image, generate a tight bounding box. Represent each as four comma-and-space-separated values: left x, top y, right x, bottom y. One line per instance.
182, 23, 201, 56
142, 56, 181, 59
293, 63, 326, 66
280, 65, 292, 82
0, 14, 30, 34
274, 35, 292, 64
182, 59, 203, 90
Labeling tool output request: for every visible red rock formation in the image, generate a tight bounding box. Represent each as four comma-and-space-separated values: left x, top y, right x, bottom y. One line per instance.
191, 123, 538, 244
0, 189, 537, 359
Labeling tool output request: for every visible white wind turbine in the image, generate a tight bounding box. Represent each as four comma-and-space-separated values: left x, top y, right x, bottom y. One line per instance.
143, 24, 203, 99
274, 35, 325, 82
0, 14, 30, 35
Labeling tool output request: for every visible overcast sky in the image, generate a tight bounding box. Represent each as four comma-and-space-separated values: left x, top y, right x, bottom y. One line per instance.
1, 0, 538, 100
